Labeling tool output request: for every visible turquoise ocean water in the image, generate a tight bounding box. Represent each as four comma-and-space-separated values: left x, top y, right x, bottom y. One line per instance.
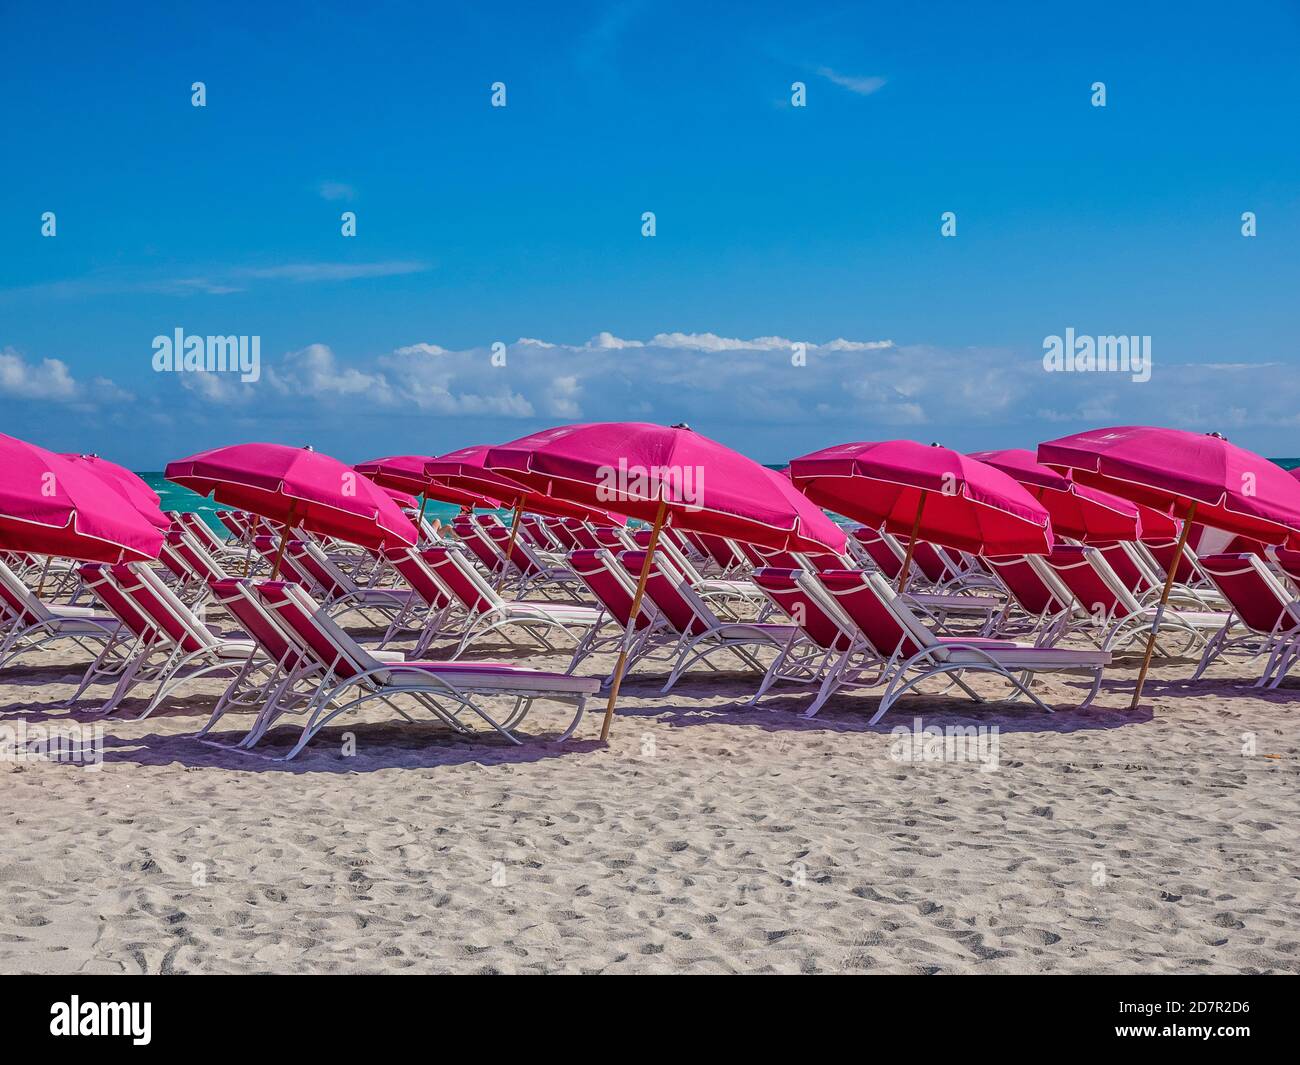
143, 459, 1300, 533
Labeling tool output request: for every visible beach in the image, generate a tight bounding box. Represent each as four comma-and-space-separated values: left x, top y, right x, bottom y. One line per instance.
3, 633, 1296, 975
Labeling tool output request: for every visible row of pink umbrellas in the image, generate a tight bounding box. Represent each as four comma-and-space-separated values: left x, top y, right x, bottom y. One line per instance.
6, 424, 1300, 729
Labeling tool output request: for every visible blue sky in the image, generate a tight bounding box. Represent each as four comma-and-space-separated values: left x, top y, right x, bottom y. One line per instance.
2, 0, 1298, 468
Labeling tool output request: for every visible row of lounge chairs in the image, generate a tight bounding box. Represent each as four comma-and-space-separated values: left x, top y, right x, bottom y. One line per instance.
4, 502, 1299, 757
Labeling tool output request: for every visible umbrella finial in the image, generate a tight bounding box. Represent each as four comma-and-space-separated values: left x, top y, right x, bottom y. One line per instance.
670, 422, 692, 431
1206, 431, 1227, 441
302, 444, 315, 451
929, 441, 943, 448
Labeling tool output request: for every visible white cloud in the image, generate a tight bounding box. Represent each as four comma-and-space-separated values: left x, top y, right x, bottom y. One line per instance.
236, 261, 431, 283
817, 67, 887, 95
586, 331, 641, 349
268, 344, 395, 403
0, 349, 79, 400
13, 332, 1290, 456
317, 181, 357, 202
0, 347, 134, 407
2, 260, 431, 300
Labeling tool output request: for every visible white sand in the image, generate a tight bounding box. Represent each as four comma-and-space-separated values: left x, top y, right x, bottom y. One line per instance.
1, 627, 1297, 974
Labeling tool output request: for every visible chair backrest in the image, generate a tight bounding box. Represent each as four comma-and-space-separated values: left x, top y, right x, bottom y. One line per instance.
750, 544, 797, 568
1276, 549, 1300, 591
631, 529, 707, 586
481, 523, 541, 576
0, 558, 53, 625
1199, 553, 1298, 635
78, 563, 156, 640
1095, 542, 1150, 594
158, 536, 190, 581
560, 521, 599, 551
542, 518, 581, 551
1144, 536, 1198, 584
254, 581, 371, 682
851, 528, 904, 580
110, 562, 217, 654
814, 568, 922, 659
751, 567, 855, 652
251, 535, 313, 588
168, 529, 229, 583
695, 533, 746, 571
209, 577, 302, 668
1042, 545, 1138, 620
986, 555, 1062, 615
381, 546, 453, 611
178, 511, 227, 554
899, 538, 950, 584
421, 546, 502, 614
752, 544, 848, 571
660, 527, 698, 558
216, 510, 247, 542
520, 515, 559, 551
617, 550, 714, 636
569, 549, 656, 631
452, 517, 505, 573
287, 540, 353, 599
592, 526, 628, 550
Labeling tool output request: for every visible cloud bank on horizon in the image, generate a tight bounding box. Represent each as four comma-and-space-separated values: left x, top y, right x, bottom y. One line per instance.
3, 332, 1296, 465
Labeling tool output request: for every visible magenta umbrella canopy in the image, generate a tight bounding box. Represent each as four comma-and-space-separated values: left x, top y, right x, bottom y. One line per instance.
62, 453, 170, 531
354, 455, 502, 510
380, 485, 419, 509
485, 423, 846, 554
969, 448, 1143, 543
425, 445, 629, 526
0, 433, 163, 562
790, 440, 1051, 556
1038, 426, 1300, 546
166, 443, 417, 550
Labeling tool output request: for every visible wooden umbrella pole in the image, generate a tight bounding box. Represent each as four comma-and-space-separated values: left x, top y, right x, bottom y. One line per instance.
270, 501, 298, 581
496, 503, 523, 594
897, 489, 928, 593
600, 496, 668, 742
1130, 500, 1197, 709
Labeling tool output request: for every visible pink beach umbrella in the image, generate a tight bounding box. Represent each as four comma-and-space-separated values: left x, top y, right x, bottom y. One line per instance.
485, 422, 847, 741
62, 453, 170, 531
969, 448, 1144, 543
789, 440, 1052, 590
354, 455, 503, 512
380, 485, 419, 509
166, 443, 417, 575
0, 433, 163, 562
486, 427, 843, 551
424, 445, 627, 525
425, 444, 632, 594
1038, 426, 1300, 707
